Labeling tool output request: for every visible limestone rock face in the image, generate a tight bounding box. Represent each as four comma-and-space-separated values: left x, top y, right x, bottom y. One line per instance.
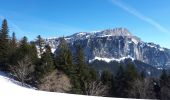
45, 28, 170, 69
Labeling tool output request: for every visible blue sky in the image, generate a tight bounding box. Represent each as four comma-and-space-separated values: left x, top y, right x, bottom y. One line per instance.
0, 0, 170, 48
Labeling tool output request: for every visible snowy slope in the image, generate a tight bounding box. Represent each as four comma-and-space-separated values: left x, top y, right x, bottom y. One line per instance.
0, 71, 139, 100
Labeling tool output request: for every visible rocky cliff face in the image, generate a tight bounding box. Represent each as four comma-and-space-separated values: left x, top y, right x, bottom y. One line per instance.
45, 28, 170, 69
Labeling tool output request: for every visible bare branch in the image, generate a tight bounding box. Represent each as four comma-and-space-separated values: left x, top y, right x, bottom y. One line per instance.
84, 81, 108, 96
10, 56, 34, 86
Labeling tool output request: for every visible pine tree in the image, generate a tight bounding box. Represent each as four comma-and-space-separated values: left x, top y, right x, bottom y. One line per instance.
101, 70, 113, 85
114, 65, 127, 97
55, 37, 73, 75
36, 45, 55, 79
74, 45, 86, 76
41, 45, 55, 73
36, 35, 45, 57
101, 69, 114, 96
0, 19, 10, 70
160, 69, 170, 100
124, 63, 139, 98
125, 63, 139, 81
18, 36, 30, 58
10, 32, 17, 48
30, 41, 38, 64
160, 69, 168, 86
8, 32, 17, 65
140, 70, 146, 80
72, 45, 89, 94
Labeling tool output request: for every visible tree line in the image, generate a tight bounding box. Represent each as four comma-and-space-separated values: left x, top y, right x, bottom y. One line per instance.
0, 19, 170, 100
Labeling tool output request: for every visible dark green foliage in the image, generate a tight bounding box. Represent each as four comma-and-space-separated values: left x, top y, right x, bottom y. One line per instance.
114, 66, 127, 97
160, 69, 170, 100
72, 45, 86, 94
55, 38, 73, 75
36, 35, 45, 57
19, 36, 30, 57
35, 45, 55, 79
101, 69, 114, 96
114, 64, 139, 98
124, 63, 139, 97
160, 69, 168, 86
0, 19, 10, 70
8, 32, 17, 65
125, 63, 139, 81
30, 41, 39, 64
10, 32, 17, 50
41, 45, 55, 72
140, 70, 146, 80
13, 37, 31, 62
88, 67, 98, 81
101, 70, 113, 85
71, 45, 98, 94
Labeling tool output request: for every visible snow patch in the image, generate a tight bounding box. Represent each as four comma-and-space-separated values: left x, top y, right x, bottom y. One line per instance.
65, 37, 71, 40
47, 37, 58, 40
159, 48, 164, 51
98, 34, 112, 37
91, 30, 101, 33
77, 32, 86, 36
147, 44, 155, 48
147, 71, 151, 75
131, 38, 139, 44
157, 67, 163, 70
51, 48, 56, 53
89, 56, 134, 63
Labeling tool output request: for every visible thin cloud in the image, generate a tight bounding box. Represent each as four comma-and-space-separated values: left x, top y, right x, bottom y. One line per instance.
111, 0, 170, 34
0, 15, 27, 36
0, 15, 4, 20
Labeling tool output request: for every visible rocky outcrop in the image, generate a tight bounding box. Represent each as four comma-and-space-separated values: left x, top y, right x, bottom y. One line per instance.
45, 28, 170, 69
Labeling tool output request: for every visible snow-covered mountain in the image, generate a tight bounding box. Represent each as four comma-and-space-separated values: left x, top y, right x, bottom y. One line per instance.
45, 28, 170, 69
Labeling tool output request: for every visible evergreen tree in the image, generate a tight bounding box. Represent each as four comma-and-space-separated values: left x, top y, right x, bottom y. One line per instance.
160, 69, 168, 86
114, 65, 126, 97
55, 37, 73, 75
10, 32, 17, 48
160, 69, 170, 100
74, 45, 86, 76
125, 63, 139, 81
140, 70, 146, 80
101, 69, 114, 96
10, 32, 17, 47
35, 45, 55, 79
88, 67, 98, 81
14, 36, 35, 64
114, 64, 139, 98
41, 45, 55, 73
0, 19, 10, 70
124, 63, 139, 97
18, 36, 30, 59
8, 32, 17, 65
36, 35, 45, 57
30, 41, 38, 63
101, 70, 113, 85
72, 45, 93, 94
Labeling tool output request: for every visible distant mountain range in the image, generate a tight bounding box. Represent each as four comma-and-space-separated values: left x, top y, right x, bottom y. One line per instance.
44, 28, 170, 76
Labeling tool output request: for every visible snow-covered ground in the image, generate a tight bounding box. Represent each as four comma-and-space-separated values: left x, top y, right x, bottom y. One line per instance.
0, 71, 140, 100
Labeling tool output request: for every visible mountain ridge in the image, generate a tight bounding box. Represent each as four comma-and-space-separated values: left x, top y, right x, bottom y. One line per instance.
45, 27, 170, 69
